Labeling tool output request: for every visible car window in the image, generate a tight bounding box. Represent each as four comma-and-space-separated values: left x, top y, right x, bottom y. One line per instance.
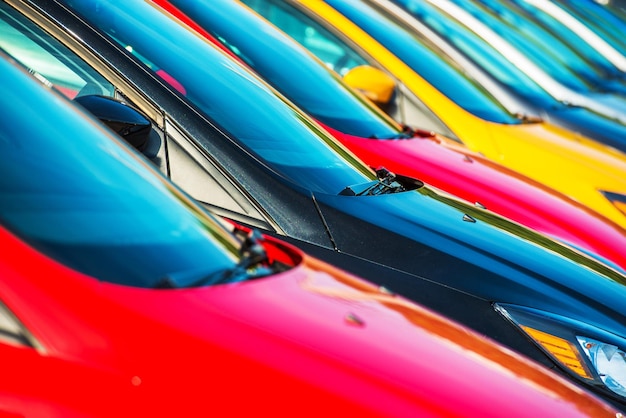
242, 0, 369, 76
327, 0, 525, 124
169, 0, 403, 139
241, 0, 461, 140
0, 4, 113, 99
59, 0, 377, 195
0, 1, 286, 232
0, 3, 245, 288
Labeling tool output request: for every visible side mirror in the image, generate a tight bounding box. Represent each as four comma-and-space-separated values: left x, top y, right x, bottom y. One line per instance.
342, 65, 396, 106
73, 95, 152, 151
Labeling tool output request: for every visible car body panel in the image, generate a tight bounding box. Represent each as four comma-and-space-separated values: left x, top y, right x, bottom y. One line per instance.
3, 227, 618, 418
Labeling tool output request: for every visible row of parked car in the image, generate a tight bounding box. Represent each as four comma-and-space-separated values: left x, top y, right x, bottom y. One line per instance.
1, 0, 626, 415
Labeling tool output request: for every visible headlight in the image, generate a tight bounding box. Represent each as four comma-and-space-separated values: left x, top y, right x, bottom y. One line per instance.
578, 336, 626, 397
601, 191, 626, 217
495, 303, 626, 400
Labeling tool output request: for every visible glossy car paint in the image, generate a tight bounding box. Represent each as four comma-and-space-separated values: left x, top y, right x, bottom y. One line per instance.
439, 0, 626, 94
529, 0, 626, 71
3, 53, 620, 418
248, 0, 626, 231
10, 0, 626, 408
409, 0, 626, 123
6, 231, 621, 418
371, 0, 626, 161
156, 0, 626, 271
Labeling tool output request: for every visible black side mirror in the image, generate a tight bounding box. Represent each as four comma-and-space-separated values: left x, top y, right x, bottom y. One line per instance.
73, 94, 151, 151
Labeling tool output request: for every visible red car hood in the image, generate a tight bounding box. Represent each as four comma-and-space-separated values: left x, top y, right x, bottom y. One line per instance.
1, 227, 617, 417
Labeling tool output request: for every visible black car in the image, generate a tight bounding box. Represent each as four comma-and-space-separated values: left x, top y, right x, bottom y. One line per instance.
5, 0, 626, 409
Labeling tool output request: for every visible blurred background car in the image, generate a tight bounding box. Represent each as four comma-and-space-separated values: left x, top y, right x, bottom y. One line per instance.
368, 0, 626, 156
386, 0, 626, 125
523, 0, 626, 72
457, 0, 626, 87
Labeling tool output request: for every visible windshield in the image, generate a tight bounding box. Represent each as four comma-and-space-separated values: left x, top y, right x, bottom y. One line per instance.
326, 0, 520, 124
0, 51, 245, 288
244, 0, 371, 77
240, 0, 461, 140
61, 0, 375, 195
167, 0, 403, 139
387, 0, 563, 108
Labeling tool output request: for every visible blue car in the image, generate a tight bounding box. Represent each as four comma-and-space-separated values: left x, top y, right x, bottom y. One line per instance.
7, 0, 626, 408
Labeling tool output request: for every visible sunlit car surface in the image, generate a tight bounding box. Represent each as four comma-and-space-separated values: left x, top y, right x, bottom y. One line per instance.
157, 0, 626, 272
446, 0, 626, 95
371, 0, 626, 156
9, 0, 626, 409
7, 49, 617, 418
525, 0, 626, 72
242, 0, 626, 232
391, 0, 626, 123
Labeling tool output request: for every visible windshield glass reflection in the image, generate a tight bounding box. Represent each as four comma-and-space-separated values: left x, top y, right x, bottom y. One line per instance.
0, 52, 242, 288
62, 0, 376, 195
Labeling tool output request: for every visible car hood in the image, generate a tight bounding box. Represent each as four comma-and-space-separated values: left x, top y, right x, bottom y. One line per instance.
3, 227, 617, 417
321, 123, 626, 271
481, 121, 626, 230
313, 184, 626, 336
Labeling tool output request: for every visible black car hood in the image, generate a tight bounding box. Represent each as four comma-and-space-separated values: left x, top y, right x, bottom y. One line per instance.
313, 184, 626, 336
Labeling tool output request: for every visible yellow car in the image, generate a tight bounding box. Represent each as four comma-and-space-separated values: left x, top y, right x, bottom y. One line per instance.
240, 0, 626, 230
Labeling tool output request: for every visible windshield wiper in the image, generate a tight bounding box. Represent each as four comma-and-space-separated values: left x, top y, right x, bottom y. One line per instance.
369, 125, 435, 140
340, 167, 406, 196
197, 229, 274, 286
155, 230, 286, 288
513, 112, 543, 123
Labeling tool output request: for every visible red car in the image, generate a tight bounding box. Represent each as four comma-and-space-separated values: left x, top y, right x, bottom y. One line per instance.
0, 50, 619, 417
154, 0, 626, 272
